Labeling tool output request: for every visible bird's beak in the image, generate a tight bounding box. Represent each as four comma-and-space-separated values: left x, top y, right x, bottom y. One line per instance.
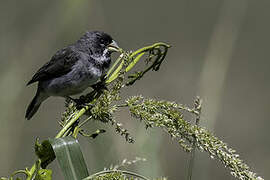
107, 40, 120, 52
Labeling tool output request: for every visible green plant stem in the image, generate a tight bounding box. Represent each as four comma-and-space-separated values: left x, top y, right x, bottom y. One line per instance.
78, 115, 93, 129
125, 52, 145, 72
129, 42, 170, 59
187, 97, 202, 180
105, 54, 123, 80
25, 162, 38, 180
56, 106, 90, 138
11, 170, 29, 179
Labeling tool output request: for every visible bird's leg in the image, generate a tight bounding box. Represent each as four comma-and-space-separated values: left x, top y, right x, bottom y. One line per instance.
91, 76, 108, 92
66, 96, 88, 109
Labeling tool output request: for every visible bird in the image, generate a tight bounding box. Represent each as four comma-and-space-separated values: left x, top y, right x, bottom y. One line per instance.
25, 31, 120, 120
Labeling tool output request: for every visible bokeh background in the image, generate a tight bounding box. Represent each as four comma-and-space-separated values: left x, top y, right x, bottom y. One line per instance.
0, 0, 269, 179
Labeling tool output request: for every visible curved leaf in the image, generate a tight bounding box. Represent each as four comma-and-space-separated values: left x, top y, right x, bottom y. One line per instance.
49, 137, 89, 180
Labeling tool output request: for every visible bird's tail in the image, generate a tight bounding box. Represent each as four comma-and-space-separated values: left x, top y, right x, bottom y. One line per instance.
25, 89, 47, 120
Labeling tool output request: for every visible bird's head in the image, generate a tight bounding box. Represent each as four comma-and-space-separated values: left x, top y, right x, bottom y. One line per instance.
79, 31, 120, 55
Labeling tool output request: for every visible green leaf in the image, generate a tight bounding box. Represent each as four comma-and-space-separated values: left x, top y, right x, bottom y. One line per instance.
49, 136, 89, 180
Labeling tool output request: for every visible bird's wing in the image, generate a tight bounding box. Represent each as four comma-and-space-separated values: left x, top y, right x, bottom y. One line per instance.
27, 46, 80, 85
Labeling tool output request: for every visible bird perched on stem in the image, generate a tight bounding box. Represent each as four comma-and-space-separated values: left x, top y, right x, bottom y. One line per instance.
25, 31, 120, 120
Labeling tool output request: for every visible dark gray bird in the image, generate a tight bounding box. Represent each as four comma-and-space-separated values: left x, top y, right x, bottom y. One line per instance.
25, 31, 119, 120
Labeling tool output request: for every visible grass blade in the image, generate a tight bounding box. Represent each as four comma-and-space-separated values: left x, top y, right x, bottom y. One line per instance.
49, 136, 89, 180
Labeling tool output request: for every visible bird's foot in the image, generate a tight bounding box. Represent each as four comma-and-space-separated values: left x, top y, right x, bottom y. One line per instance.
66, 96, 91, 109
91, 80, 108, 92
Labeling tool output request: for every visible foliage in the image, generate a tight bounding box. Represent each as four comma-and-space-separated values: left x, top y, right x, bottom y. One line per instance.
1, 43, 264, 180
125, 96, 262, 179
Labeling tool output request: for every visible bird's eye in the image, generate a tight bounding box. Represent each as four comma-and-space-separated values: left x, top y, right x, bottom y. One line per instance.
100, 39, 105, 45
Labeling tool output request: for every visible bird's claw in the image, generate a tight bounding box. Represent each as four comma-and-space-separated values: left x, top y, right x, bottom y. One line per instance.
66, 96, 92, 109
91, 81, 108, 92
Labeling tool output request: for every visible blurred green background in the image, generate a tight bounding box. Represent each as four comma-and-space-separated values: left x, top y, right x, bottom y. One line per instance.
0, 0, 269, 179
